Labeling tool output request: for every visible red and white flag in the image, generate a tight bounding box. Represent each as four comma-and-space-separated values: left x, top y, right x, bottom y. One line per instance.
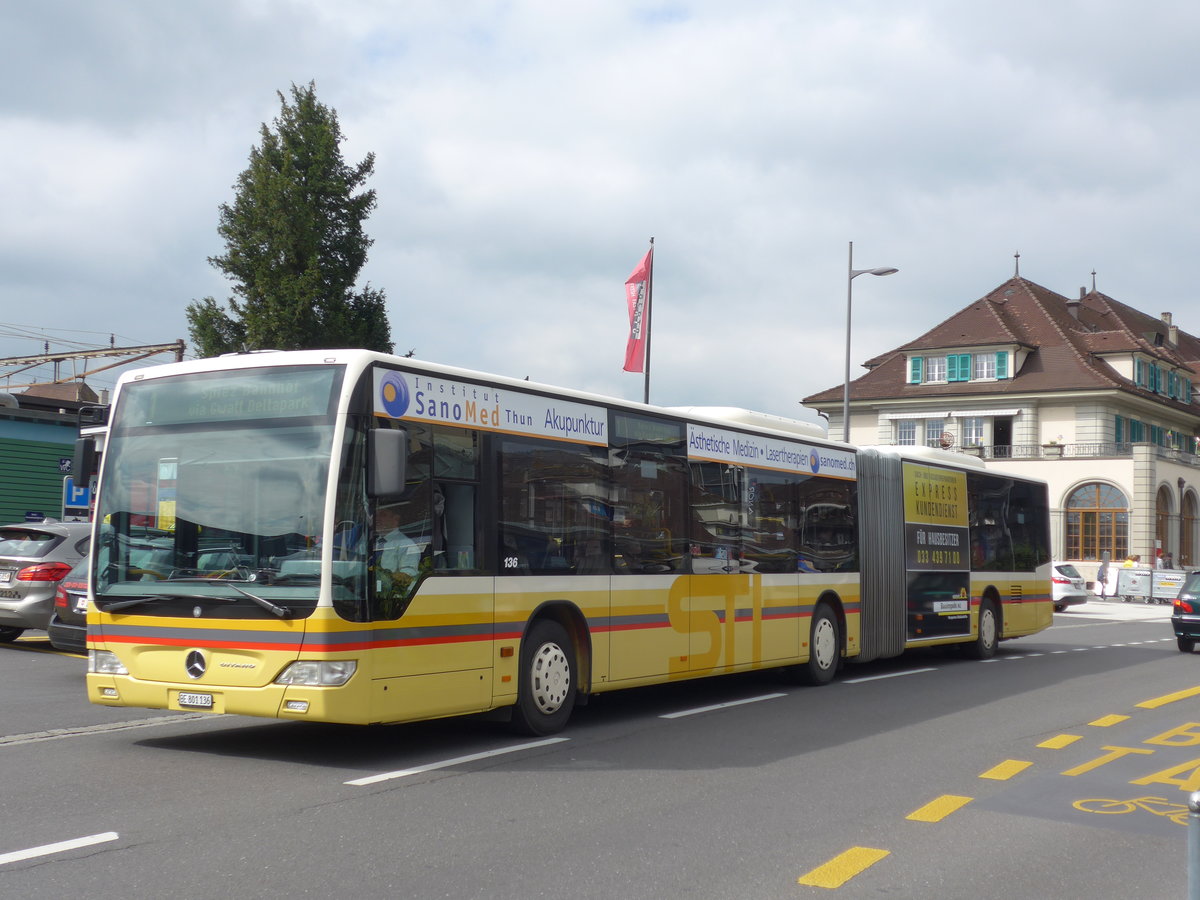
623, 248, 652, 373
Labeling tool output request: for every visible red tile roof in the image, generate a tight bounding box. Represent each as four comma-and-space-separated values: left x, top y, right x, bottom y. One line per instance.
803, 277, 1200, 415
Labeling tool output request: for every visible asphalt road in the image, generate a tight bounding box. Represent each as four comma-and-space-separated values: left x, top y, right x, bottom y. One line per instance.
0, 598, 1194, 899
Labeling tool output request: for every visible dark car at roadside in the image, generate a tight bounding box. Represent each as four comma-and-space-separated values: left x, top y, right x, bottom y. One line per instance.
1172, 570, 1200, 653
47, 555, 89, 654
0, 520, 91, 643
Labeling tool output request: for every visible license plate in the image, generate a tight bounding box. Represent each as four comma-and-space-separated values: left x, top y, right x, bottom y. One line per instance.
178, 691, 213, 709
73, 596, 88, 614
0, 570, 11, 584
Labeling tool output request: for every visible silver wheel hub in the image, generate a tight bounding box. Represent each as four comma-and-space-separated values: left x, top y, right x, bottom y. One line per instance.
981, 608, 996, 645
812, 617, 836, 669
530, 641, 571, 714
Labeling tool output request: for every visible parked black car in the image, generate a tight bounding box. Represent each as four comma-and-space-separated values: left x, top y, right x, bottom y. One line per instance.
47, 555, 89, 653
1171, 570, 1200, 653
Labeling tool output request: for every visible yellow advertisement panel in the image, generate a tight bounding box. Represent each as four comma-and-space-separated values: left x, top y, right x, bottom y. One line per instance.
902, 462, 970, 641
903, 462, 967, 528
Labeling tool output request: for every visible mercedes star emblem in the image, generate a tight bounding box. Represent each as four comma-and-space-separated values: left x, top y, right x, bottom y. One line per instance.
185, 650, 207, 679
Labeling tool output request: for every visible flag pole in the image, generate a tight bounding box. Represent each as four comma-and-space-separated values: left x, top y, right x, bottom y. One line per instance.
642, 237, 654, 404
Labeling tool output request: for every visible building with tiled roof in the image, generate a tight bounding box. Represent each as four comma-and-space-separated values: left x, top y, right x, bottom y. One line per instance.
803, 275, 1200, 587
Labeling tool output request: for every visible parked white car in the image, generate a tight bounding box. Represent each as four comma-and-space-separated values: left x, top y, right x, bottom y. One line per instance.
1051, 562, 1090, 611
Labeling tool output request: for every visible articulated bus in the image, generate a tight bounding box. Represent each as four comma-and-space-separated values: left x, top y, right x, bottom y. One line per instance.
81, 349, 1052, 734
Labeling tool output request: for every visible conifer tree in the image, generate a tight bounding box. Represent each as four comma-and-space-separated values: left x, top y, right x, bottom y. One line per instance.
186, 82, 392, 356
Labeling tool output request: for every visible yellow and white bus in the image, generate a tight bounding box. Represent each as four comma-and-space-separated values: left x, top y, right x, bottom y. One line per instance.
82, 350, 1052, 734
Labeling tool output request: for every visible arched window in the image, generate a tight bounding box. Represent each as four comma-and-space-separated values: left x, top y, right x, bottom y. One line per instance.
1156, 485, 1174, 562
1065, 483, 1128, 561
1182, 492, 1198, 567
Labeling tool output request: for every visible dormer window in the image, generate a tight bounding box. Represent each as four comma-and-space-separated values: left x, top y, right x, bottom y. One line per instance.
908, 351, 1010, 385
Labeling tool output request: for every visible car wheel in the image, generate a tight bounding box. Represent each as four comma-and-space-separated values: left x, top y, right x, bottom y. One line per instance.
510, 619, 577, 736
1179, 637, 1195, 654
964, 599, 999, 660
0, 626, 24, 642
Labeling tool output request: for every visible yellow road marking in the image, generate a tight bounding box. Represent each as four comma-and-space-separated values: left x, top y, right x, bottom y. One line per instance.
1089, 714, 1129, 727
798, 847, 890, 888
979, 759, 1031, 780
1038, 734, 1082, 749
1137, 686, 1200, 709
906, 794, 972, 822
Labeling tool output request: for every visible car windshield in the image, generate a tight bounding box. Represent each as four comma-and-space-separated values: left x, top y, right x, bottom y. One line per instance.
92, 365, 346, 617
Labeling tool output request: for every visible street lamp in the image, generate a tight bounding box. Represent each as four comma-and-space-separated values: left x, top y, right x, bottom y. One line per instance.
843, 241, 898, 442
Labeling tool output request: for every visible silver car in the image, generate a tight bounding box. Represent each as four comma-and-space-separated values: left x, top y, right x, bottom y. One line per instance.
1052, 562, 1090, 611
0, 520, 92, 642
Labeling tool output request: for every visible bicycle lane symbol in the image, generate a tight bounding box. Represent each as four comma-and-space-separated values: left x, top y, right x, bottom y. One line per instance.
1073, 796, 1191, 827
971, 716, 1200, 839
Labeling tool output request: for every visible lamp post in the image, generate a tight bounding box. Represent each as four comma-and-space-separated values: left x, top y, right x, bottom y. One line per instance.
843, 241, 898, 442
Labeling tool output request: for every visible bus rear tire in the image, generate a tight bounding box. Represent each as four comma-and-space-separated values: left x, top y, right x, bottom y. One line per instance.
798, 604, 840, 686
510, 619, 577, 736
965, 599, 999, 660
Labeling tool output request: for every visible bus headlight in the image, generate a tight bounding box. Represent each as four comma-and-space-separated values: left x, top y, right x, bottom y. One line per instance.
88, 650, 128, 675
275, 660, 357, 686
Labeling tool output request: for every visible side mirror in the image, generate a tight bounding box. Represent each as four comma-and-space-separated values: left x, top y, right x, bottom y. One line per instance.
73, 436, 98, 483
368, 428, 408, 498
78, 406, 109, 426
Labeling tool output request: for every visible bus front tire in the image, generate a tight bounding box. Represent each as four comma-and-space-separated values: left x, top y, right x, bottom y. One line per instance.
511, 619, 577, 736
799, 604, 840, 686
965, 599, 999, 660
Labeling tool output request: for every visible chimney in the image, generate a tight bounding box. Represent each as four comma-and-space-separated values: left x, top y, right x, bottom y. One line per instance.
1066, 288, 1082, 319
1162, 312, 1178, 347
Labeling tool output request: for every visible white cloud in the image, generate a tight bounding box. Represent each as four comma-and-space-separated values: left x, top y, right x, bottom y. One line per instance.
1, 0, 1197, 423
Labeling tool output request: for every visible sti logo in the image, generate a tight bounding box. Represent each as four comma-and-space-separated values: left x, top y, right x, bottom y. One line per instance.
379, 371, 410, 418
809, 449, 821, 474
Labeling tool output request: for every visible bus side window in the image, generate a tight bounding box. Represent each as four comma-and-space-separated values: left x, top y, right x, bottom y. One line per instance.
434, 482, 478, 570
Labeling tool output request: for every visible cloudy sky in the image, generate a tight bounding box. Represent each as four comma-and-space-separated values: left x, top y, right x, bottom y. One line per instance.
2, 0, 1197, 425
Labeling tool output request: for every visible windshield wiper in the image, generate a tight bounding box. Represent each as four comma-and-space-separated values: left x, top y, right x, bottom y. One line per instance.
223, 583, 293, 618
97, 592, 236, 613
97, 584, 292, 618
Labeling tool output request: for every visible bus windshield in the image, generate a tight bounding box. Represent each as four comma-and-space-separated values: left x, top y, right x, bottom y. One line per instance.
93, 366, 344, 612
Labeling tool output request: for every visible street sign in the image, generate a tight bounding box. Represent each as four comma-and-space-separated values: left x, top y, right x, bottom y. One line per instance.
62, 475, 91, 521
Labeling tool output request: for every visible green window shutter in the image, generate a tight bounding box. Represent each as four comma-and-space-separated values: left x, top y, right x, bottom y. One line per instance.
946, 353, 969, 382
1135, 359, 1144, 385
1114, 415, 1124, 443
909, 357, 923, 384
995, 351, 1008, 379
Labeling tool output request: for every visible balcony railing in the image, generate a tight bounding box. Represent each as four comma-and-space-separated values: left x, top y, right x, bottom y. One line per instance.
953, 441, 1199, 465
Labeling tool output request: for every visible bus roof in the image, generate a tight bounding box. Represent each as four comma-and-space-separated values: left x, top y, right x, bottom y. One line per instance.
115, 349, 843, 447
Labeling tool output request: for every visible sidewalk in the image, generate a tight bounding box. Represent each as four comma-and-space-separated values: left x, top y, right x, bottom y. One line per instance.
1058, 594, 1173, 621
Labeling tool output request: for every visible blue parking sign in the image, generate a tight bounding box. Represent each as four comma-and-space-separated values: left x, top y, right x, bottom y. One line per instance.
63, 475, 91, 511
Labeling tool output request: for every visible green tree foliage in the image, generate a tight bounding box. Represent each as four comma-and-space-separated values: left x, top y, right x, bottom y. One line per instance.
186, 82, 393, 356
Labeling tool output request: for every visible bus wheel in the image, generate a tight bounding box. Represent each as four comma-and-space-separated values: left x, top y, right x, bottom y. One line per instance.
800, 604, 840, 686
1179, 637, 1195, 653
965, 599, 999, 660
511, 619, 577, 736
